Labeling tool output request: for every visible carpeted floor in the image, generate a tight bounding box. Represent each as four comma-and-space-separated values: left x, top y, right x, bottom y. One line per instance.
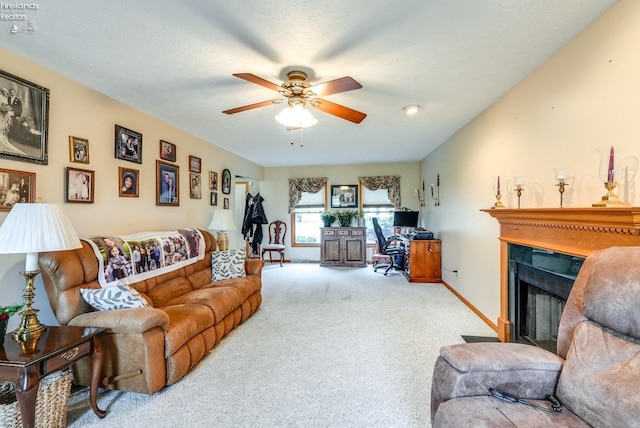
66, 263, 495, 427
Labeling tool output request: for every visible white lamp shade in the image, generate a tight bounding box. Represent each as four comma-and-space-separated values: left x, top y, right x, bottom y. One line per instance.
207, 209, 236, 231
275, 104, 318, 128
0, 203, 82, 256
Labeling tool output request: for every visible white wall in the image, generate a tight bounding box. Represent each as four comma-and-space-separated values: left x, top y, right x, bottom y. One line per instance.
0, 47, 264, 330
260, 163, 421, 262
420, 0, 640, 329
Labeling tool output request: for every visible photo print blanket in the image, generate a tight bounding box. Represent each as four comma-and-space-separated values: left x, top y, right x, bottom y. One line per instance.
84, 228, 205, 288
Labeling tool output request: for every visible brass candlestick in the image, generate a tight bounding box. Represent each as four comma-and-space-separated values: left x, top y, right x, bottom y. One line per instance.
515, 186, 524, 209
556, 181, 568, 208
592, 181, 630, 207
492, 194, 505, 209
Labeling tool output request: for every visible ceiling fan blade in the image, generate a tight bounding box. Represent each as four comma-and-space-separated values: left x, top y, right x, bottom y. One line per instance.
223, 99, 281, 115
312, 99, 367, 124
310, 77, 362, 97
233, 73, 282, 92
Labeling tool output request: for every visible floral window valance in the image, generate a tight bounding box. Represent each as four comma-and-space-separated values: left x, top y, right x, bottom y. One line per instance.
288, 177, 328, 212
358, 175, 401, 209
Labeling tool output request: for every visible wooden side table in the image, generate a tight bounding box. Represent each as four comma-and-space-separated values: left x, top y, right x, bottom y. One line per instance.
0, 326, 107, 428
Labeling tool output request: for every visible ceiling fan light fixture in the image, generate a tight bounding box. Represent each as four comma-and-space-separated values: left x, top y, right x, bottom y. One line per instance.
403, 104, 421, 115
275, 104, 318, 128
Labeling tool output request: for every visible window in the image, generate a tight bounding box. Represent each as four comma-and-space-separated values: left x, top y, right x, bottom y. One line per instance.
291, 186, 326, 245
361, 187, 394, 243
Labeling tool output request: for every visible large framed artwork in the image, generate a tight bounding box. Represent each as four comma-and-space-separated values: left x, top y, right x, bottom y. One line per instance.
156, 160, 179, 206
66, 167, 95, 203
0, 167, 36, 210
115, 125, 142, 164
331, 184, 358, 208
0, 69, 50, 165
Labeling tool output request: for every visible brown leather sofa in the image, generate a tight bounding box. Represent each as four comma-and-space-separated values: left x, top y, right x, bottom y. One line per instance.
38, 229, 264, 395
431, 246, 640, 427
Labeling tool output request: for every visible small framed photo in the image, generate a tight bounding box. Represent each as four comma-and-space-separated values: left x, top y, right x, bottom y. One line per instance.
115, 125, 142, 164
190, 173, 202, 199
331, 184, 358, 208
209, 171, 218, 190
189, 155, 201, 173
160, 140, 176, 162
0, 168, 36, 210
223, 197, 230, 209
221, 168, 231, 194
210, 192, 218, 206
69, 136, 89, 164
66, 167, 94, 203
119, 167, 139, 198
0, 69, 50, 165
156, 160, 179, 206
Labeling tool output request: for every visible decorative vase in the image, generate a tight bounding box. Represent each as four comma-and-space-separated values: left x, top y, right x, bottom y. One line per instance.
323, 221, 331, 227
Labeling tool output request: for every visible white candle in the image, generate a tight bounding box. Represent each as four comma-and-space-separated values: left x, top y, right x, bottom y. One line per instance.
514, 177, 524, 187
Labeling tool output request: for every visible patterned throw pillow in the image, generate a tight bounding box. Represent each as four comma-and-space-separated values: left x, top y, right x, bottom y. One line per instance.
212, 248, 246, 282
80, 283, 150, 311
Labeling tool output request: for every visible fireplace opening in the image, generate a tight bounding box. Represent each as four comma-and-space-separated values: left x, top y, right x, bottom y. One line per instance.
508, 245, 584, 354
515, 263, 575, 353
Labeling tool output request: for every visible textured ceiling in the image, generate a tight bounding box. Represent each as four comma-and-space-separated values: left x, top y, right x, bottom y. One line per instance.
0, 0, 618, 167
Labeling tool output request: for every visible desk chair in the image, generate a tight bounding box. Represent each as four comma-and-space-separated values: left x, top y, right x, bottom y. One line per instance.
261, 220, 286, 266
372, 217, 405, 275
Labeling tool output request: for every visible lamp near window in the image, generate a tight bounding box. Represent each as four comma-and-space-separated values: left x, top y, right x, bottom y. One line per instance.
0, 203, 81, 342
207, 209, 236, 251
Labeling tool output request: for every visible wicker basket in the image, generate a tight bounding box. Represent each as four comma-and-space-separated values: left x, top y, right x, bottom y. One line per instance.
0, 370, 72, 428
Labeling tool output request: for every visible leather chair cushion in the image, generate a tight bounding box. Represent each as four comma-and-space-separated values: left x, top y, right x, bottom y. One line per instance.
163, 286, 243, 324
161, 303, 215, 356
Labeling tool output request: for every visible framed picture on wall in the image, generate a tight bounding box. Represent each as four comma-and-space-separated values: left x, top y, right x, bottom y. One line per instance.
190, 173, 202, 199
210, 192, 218, 206
66, 167, 94, 203
115, 125, 142, 164
189, 155, 201, 173
330, 184, 358, 208
159, 140, 176, 162
0, 69, 50, 165
156, 160, 179, 206
221, 168, 231, 194
209, 171, 217, 190
0, 168, 36, 210
223, 197, 229, 209
119, 167, 139, 197
69, 136, 89, 163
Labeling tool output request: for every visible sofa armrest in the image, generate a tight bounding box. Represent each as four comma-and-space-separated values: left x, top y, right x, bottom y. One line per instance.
245, 258, 265, 277
431, 342, 564, 422
68, 307, 170, 334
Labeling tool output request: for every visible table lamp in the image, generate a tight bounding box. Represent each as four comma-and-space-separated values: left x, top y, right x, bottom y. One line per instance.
207, 209, 236, 251
0, 203, 81, 342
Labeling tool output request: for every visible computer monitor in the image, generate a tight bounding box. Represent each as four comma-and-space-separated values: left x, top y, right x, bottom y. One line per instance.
393, 211, 419, 234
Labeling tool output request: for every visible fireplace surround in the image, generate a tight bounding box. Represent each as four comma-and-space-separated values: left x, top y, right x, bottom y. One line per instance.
483, 207, 640, 342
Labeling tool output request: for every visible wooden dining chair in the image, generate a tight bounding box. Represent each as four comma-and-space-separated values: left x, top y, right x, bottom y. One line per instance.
261, 220, 286, 266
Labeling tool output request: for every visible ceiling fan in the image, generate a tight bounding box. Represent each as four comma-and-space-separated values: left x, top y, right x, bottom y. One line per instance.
222, 70, 367, 125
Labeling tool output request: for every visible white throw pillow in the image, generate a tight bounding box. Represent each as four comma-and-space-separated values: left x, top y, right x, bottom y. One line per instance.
212, 248, 246, 282
80, 283, 150, 311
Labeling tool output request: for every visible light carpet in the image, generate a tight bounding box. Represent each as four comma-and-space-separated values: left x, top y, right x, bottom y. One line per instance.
66, 263, 495, 428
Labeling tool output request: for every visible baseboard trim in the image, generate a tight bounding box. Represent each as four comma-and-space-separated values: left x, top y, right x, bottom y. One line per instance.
441, 280, 498, 333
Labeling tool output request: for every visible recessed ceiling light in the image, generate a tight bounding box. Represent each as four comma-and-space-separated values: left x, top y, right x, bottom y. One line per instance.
403, 104, 421, 115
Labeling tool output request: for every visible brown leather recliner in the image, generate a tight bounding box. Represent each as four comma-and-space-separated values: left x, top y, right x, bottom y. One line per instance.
38, 229, 264, 395
431, 246, 640, 427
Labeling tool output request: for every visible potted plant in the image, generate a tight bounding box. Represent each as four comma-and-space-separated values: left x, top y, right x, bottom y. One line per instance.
320, 211, 337, 227
337, 210, 360, 227
0, 303, 23, 343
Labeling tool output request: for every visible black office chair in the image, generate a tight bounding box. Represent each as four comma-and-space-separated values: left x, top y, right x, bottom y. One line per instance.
372, 217, 405, 275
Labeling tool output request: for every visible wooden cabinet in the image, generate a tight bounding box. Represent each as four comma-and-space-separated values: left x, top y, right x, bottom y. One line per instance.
404, 239, 441, 282
320, 227, 367, 267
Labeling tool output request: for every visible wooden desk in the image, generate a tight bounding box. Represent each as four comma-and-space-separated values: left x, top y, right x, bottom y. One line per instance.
0, 326, 107, 427
403, 239, 442, 282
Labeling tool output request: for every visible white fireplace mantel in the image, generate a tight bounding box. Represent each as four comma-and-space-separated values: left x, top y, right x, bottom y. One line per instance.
482, 207, 640, 342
